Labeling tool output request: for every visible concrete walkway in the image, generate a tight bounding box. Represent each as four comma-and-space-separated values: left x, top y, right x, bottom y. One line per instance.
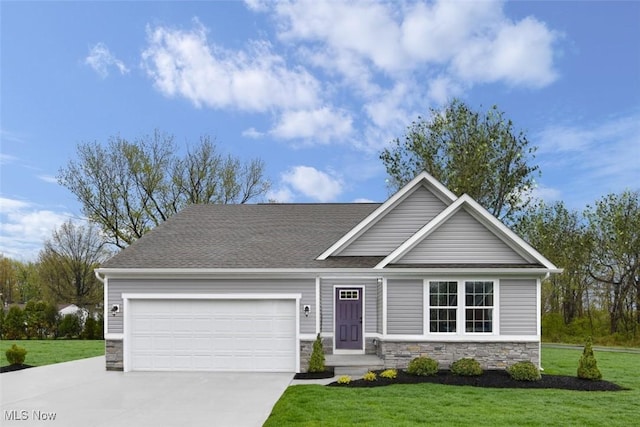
1, 357, 293, 427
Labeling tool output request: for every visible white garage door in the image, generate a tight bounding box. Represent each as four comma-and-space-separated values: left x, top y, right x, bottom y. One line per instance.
128, 299, 296, 372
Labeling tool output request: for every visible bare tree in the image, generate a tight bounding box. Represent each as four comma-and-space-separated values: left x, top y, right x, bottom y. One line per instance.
58, 131, 270, 247
38, 220, 111, 307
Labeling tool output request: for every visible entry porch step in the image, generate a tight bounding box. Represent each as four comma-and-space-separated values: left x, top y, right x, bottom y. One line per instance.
325, 355, 385, 377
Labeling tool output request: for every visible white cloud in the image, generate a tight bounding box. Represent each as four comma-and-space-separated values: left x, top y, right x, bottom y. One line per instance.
353, 198, 376, 203
535, 111, 640, 204
0, 197, 74, 261
453, 17, 558, 88
275, 1, 407, 72
270, 107, 353, 143
530, 185, 562, 203
248, 0, 560, 150
139, 3, 560, 151
242, 127, 264, 139
141, 20, 321, 112
266, 187, 293, 203
280, 166, 343, 202
0, 197, 30, 213
0, 153, 17, 165
37, 175, 58, 184
85, 42, 130, 78
267, 0, 558, 87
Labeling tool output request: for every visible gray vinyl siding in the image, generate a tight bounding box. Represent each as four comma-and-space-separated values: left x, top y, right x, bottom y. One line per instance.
398, 208, 528, 264
320, 278, 378, 335
387, 279, 423, 334
500, 279, 537, 335
338, 185, 448, 256
107, 278, 315, 335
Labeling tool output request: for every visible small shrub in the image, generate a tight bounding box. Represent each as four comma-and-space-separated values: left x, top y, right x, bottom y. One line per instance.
451, 358, 483, 376
508, 361, 541, 381
337, 375, 351, 384
577, 336, 602, 380
407, 356, 438, 376
6, 344, 27, 365
362, 371, 377, 381
380, 369, 397, 379
58, 314, 82, 338
308, 333, 326, 373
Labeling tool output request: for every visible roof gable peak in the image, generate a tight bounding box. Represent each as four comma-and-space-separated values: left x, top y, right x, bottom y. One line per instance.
374, 194, 559, 270
317, 171, 457, 259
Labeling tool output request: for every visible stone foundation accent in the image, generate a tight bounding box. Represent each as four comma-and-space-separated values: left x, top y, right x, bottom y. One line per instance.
299, 340, 313, 373
377, 341, 539, 370
105, 339, 123, 371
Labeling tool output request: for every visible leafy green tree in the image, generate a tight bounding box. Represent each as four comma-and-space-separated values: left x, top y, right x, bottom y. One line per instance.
0, 255, 18, 304
58, 131, 270, 248
38, 220, 110, 307
0, 306, 5, 339
514, 201, 591, 324
4, 305, 25, 339
380, 99, 539, 220
23, 300, 58, 339
15, 261, 42, 302
58, 313, 82, 338
82, 316, 98, 340
585, 191, 640, 335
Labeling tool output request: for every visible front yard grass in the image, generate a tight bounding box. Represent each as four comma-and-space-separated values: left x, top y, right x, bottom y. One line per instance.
0, 340, 104, 367
265, 346, 640, 426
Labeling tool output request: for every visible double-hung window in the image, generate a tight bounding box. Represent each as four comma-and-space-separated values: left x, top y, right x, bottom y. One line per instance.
428, 280, 494, 334
465, 281, 494, 333
429, 281, 458, 333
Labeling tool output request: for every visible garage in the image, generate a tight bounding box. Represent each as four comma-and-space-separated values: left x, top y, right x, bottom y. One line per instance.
125, 296, 298, 372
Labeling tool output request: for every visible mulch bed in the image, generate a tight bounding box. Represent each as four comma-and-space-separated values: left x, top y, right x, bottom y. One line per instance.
325, 369, 627, 391
294, 368, 335, 379
0, 364, 34, 374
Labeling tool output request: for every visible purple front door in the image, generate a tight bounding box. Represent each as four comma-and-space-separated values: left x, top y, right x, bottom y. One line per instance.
335, 288, 363, 350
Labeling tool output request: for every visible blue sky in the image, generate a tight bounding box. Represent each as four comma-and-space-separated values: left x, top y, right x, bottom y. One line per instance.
1, 0, 639, 261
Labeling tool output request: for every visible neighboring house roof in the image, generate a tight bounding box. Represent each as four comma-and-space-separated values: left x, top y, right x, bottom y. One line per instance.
100, 171, 560, 273
58, 304, 88, 316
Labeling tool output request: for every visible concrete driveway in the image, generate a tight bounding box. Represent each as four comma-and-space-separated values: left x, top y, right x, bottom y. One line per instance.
1, 357, 293, 427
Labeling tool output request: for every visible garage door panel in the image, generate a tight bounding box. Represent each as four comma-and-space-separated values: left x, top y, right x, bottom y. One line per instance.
129, 299, 296, 372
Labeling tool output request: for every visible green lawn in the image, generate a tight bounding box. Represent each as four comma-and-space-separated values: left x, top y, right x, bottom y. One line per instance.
265, 346, 640, 427
0, 340, 105, 367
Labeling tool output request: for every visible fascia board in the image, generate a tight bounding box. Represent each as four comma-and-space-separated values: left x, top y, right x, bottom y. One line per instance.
317, 171, 457, 260
95, 266, 561, 279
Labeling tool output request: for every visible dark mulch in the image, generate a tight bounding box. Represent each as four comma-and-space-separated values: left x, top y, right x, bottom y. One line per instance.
0, 364, 34, 374
326, 369, 628, 391
294, 368, 335, 379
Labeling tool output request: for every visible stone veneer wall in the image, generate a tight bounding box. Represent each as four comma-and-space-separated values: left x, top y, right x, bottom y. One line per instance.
377, 341, 539, 370
105, 339, 123, 371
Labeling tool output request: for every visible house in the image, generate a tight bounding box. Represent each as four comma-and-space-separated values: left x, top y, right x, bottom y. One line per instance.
95, 172, 560, 373
58, 304, 89, 323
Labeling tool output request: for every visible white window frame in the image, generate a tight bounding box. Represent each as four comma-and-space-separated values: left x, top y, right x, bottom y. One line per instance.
424, 278, 500, 337
463, 280, 495, 334
427, 280, 458, 334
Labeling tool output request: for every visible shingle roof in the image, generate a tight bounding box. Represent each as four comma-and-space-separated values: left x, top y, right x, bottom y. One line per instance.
102, 203, 381, 269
